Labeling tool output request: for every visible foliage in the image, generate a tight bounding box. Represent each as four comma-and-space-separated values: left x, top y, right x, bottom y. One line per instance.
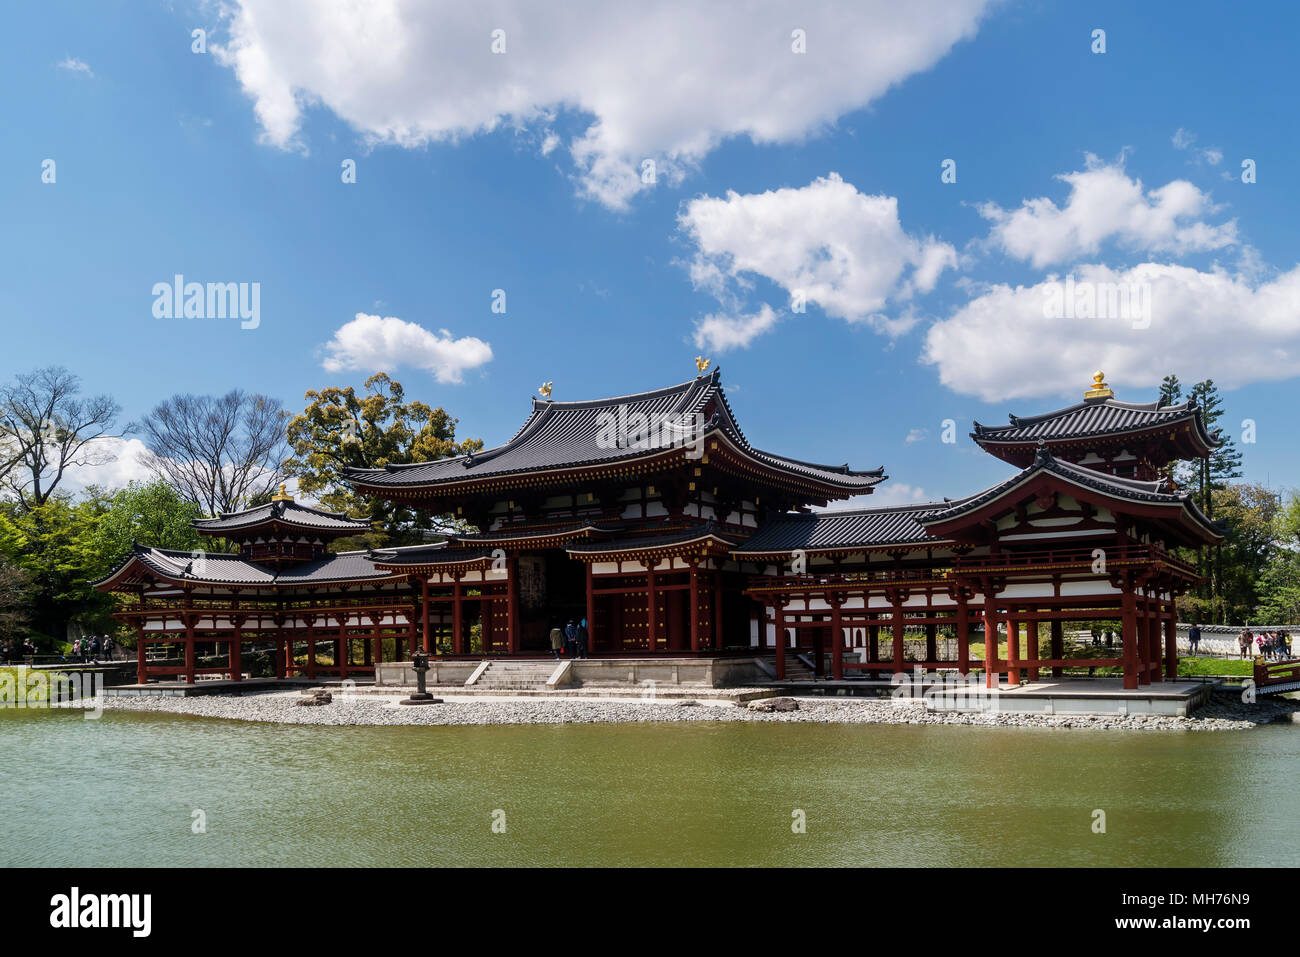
92, 480, 204, 561
0, 494, 117, 646
283, 373, 483, 546
0, 557, 34, 644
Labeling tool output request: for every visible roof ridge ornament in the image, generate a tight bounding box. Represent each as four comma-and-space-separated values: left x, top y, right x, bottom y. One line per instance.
1083, 370, 1114, 400
538, 381, 553, 401
271, 483, 293, 502
1033, 437, 1052, 467
695, 355, 711, 376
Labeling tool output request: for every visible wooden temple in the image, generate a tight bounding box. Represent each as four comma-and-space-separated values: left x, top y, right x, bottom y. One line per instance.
97, 367, 1222, 691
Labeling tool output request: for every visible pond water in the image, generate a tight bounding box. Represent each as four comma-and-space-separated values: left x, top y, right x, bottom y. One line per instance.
3, 709, 1297, 866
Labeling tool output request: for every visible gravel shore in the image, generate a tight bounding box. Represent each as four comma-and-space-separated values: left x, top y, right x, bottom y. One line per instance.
98, 688, 1299, 732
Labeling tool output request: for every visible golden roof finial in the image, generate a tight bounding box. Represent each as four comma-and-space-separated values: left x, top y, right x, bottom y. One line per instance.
694, 356, 711, 376
271, 483, 293, 501
538, 381, 553, 401
1084, 370, 1114, 400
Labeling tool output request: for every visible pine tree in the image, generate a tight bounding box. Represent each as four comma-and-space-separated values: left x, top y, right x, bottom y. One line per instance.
1187, 379, 1243, 520
1157, 374, 1182, 407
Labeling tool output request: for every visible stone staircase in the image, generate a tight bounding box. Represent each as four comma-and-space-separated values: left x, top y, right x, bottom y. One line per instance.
784, 654, 816, 681
469, 659, 559, 690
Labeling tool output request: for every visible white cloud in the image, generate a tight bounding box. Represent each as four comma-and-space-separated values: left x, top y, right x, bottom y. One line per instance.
211, 0, 994, 208
978, 158, 1237, 268
904, 428, 927, 444
816, 483, 930, 511
692, 305, 780, 353
681, 173, 955, 351
320, 313, 493, 384
923, 261, 1300, 402
1172, 127, 1223, 167
56, 56, 94, 77
59, 437, 154, 495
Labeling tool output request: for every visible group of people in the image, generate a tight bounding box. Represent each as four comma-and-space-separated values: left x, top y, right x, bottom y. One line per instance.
1, 638, 37, 664
1238, 628, 1292, 661
549, 619, 589, 659
1088, 629, 1116, 649
69, 635, 115, 664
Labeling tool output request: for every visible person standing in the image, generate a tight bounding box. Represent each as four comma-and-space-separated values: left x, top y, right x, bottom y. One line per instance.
1188, 622, 1201, 656
1239, 629, 1252, 659
548, 622, 564, 660
564, 619, 577, 658
576, 618, 589, 659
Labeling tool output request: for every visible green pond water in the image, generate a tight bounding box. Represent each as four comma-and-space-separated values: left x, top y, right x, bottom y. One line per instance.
2, 709, 1297, 867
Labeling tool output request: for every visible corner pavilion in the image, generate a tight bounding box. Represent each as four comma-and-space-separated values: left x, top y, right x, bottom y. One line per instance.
96, 368, 1221, 691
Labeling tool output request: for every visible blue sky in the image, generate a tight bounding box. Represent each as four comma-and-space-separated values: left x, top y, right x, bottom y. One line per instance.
4, 0, 1299, 504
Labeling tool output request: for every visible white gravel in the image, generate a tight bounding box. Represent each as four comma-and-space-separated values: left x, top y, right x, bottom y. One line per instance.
98, 688, 1298, 732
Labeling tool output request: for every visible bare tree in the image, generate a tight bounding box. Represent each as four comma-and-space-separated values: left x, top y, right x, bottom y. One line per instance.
0, 366, 130, 509
139, 390, 290, 515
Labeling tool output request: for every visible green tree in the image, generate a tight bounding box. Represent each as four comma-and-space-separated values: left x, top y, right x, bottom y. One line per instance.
0, 556, 33, 645
92, 479, 204, 562
1184, 379, 1243, 519
1183, 483, 1280, 625
0, 493, 116, 646
283, 374, 483, 546
1157, 374, 1182, 407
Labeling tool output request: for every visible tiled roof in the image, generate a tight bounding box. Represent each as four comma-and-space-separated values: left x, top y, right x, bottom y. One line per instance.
92, 545, 403, 589
369, 543, 494, 567
193, 499, 369, 534
972, 397, 1220, 447
344, 369, 884, 493
922, 448, 1220, 537
732, 502, 961, 555
565, 522, 742, 555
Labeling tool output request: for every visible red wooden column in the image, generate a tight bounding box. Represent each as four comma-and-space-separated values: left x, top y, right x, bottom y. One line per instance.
230, 623, 243, 681
689, 562, 700, 652
646, 563, 658, 652
585, 562, 597, 655
713, 569, 724, 651
829, 593, 845, 681
371, 619, 383, 668
1137, 591, 1151, 686
1121, 578, 1139, 690
306, 618, 317, 679
135, 624, 147, 685
182, 588, 196, 684
955, 595, 970, 676
421, 576, 432, 654
1005, 610, 1021, 687
1050, 619, 1064, 678
1146, 589, 1162, 684
774, 598, 787, 679
506, 555, 520, 655
183, 621, 196, 685
890, 592, 905, 674
1026, 614, 1040, 681
982, 590, 999, 690
1164, 602, 1178, 679
452, 575, 464, 657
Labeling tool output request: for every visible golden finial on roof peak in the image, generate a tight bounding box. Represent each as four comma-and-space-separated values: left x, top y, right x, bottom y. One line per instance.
695, 356, 711, 376
271, 483, 293, 501
1084, 370, 1114, 400
538, 381, 553, 401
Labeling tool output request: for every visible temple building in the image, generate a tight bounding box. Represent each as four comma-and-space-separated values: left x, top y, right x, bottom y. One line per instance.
96, 367, 1222, 692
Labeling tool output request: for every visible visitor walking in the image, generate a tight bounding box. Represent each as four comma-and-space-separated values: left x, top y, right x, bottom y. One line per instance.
1188, 622, 1201, 655
1104, 631, 1113, 650
548, 622, 564, 660
564, 619, 577, 658
1239, 629, 1252, 659
103, 635, 115, 660
89, 635, 101, 663
576, 618, 589, 659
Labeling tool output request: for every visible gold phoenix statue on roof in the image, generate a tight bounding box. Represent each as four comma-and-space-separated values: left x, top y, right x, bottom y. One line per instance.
538, 381, 553, 400
695, 356, 711, 376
